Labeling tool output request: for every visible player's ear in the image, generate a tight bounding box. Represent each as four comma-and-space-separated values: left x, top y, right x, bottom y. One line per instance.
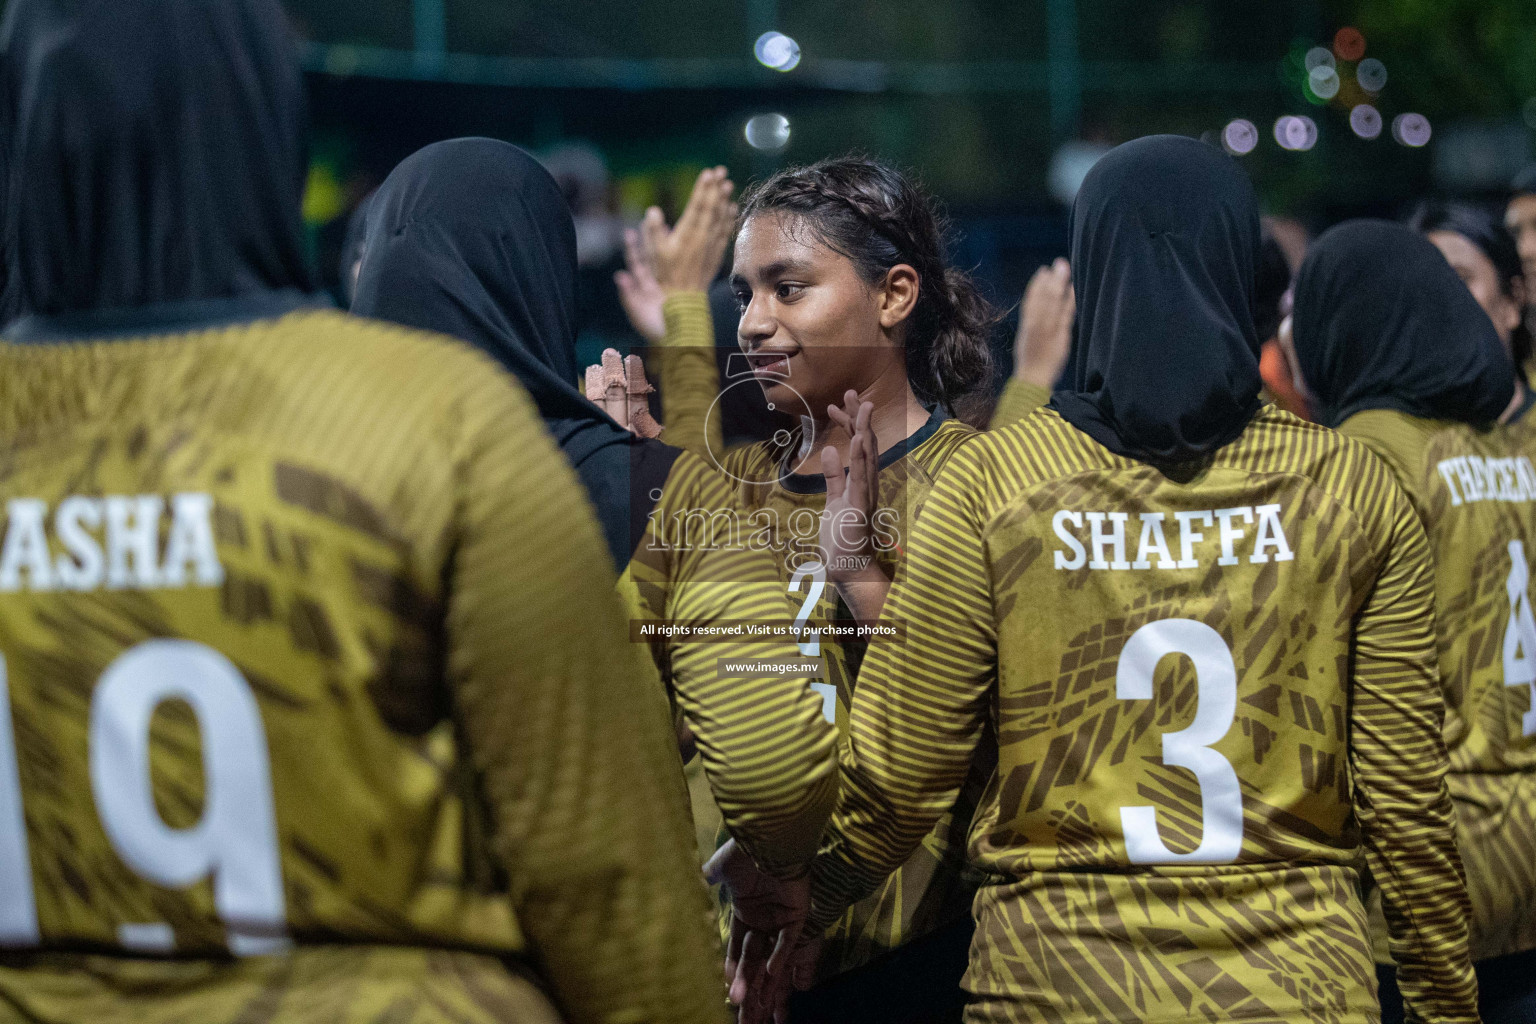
877, 265, 920, 330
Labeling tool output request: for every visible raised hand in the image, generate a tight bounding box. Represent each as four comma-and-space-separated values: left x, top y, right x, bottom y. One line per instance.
704, 840, 817, 1024
614, 227, 666, 344
644, 166, 737, 296
584, 347, 663, 438
820, 390, 879, 584
1014, 257, 1075, 388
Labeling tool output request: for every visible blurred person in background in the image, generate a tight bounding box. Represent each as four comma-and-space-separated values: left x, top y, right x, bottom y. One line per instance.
1504, 167, 1536, 340
1284, 219, 1534, 1024
723, 136, 1478, 1024
350, 137, 840, 901
0, 2, 728, 1022
615, 172, 789, 451
541, 142, 635, 366
1411, 201, 1533, 421
1254, 220, 1310, 419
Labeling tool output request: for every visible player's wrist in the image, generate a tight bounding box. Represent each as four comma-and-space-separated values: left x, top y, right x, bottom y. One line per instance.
827, 559, 885, 588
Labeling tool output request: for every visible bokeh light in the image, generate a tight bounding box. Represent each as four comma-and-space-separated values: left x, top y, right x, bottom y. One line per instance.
1274, 115, 1318, 152
1222, 119, 1258, 156
1308, 65, 1340, 101
1355, 58, 1387, 93
1304, 47, 1336, 72
744, 113, 791, 149
753, 32, 802, 72
1392, 113, 1432, 148
1333, 27, 1366, 62
1349, 104, 1382, 140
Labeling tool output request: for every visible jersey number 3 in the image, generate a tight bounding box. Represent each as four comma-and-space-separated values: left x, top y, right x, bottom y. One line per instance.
0, 640, 287, 954
1117, 618, 1244, 865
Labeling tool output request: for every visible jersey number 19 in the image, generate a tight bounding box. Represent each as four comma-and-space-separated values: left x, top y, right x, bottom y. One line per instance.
0, 640, 287, 955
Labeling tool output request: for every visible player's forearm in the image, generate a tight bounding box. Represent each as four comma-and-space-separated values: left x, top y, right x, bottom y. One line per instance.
806, 756, 960, 933
1350, 510, 1478, 1023
697, 725, 838, 875
991, 378, 1050, 427
668, 578, 839, 876
1353, 706, 1478, 1023
805, 458, 998, 929
657, 292, 723, 458
678, 647, 838, 877
831, 563, 890, 627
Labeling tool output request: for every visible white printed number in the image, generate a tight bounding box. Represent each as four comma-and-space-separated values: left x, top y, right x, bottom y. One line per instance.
1504, 540, 1536, 737
789, 563, 837, 724
0, 641, 287, 954
1116, 619, 1244, 865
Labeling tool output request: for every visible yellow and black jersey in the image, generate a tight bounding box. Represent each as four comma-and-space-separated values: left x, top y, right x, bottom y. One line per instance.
619, 449, 837, 878
652, 292, 726, 462
0, 304, 726, 1024
990, 379, 1051, 427
652, 289, 1048, 977
1343, 408, 1536, 962
811, 404, 1477, 1024
715, 412, 984, 977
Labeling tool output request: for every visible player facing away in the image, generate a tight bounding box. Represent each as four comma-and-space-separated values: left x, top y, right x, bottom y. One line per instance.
721, 135, 1479, 1024
350, 138, 840, 881
0, 3, 727, 1023
1285, 220, 1536, 1024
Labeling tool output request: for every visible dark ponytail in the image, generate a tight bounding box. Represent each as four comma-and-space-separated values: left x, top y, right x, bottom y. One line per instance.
738, 157, 996, 410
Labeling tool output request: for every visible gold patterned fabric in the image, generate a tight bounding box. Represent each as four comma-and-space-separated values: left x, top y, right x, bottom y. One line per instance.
1344, 408, 1536, 963
0, 309, 727, 1024
811, 405, 1477, 1024
618, 450, 838, 877
716, 418, 986, 979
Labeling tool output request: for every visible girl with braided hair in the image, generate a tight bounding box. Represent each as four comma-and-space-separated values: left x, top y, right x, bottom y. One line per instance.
645, 156, 999, 1023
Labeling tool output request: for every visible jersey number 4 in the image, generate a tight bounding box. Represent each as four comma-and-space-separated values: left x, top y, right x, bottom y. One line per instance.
1117, 618, 1244, 865
1505, 540, 1536, 737
0, 640, 287, 954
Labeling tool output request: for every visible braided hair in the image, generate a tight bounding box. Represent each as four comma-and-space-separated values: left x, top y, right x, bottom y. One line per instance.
737, 157, 996, 410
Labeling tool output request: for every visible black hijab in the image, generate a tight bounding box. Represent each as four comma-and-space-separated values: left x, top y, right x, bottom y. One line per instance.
1051, 135, 1263, 465
351, 138, 678, 571
1290, 220, 1515, 429
0, 0, 314, 316
338, 191, 375, 307
0, 0, 314, 318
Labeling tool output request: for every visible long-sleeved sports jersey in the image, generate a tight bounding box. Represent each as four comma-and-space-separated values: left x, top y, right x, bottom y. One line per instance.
811, 404, 1478, 1024
700, 408, 976, 976
1343, 408, 1536, 963
651, 292, 1037, 978
717, 414, 987, 979
619, 449, 838, 877
0, 304, 727, 1024
653, 293, 726, 462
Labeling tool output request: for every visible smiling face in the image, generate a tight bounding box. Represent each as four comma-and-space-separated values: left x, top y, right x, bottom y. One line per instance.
1427, 229, 1524, 354
730, 210, 907, 418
